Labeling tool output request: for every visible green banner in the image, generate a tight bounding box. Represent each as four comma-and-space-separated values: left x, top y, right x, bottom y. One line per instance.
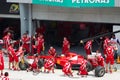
32, 0, 114, 8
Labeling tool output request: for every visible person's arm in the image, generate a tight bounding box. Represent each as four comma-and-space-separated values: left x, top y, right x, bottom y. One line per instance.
117, 39, 120, 45
42, 43, 45, 51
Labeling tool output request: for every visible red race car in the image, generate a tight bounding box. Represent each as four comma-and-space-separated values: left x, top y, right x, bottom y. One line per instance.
19, 52, 105, 77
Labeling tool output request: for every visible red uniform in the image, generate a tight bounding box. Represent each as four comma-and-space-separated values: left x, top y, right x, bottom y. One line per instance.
2, 76, 9, 80
84, 40, 92, 55
48, 48, 56, 57
16, 46, 23, 57
31, 57, 38, 69
0, 51, 4, 70
79, 60, 88, 75
103, 38, 110, 54
7, 46, 14, 62
3, 34, 11, 49
96, 54, 104, 67
21, 35, 30, 53
36, 37, 44, 54
62, 39, 70, 55
15, 46, 24, 62
62, 61, 73, 76
44, 59, 54, 71
7, 45, 18, 62
105, 46, 114, 65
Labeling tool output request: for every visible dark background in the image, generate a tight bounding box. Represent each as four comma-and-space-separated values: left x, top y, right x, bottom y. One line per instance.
0, 0, 19, 14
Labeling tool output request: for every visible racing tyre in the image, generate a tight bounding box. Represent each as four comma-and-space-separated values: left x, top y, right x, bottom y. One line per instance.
95, 66, 105, 77
38, 59, 44, 68
19, 61, 29, 70
86, 61, 93, 72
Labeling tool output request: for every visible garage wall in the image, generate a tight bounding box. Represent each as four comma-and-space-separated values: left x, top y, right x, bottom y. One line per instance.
115, 0, 120, 7
32, 5, 120, 23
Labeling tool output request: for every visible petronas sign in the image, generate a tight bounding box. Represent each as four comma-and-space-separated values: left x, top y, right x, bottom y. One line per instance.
32, 0, 114, 8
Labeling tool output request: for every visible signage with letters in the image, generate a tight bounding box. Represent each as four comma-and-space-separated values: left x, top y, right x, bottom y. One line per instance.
0, 0, 19, 14
32, 0, 114, 7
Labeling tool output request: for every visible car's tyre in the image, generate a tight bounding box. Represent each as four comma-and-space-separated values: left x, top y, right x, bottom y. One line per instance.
113, 66, 117, 72
86, 61, 93, 72
54, 64, 62, 69
95, 66, 105, 77
38, 59, 44, 69
19, 61, 29, 70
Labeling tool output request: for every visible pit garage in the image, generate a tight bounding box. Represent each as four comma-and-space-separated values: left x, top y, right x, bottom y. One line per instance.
6, 0, 120, 54
34, 20, 113, 46
0, 0, 20, 39
0, 18, 20, 39
31, 5, 120, 53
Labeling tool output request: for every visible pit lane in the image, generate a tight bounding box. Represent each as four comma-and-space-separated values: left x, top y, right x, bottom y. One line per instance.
3, 56, 120, 80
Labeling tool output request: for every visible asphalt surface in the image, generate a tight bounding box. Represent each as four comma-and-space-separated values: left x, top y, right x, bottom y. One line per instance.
1, 56, 120, 80
1, 44, 120, 80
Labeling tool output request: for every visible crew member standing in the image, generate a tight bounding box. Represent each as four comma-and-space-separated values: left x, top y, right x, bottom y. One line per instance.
7, 44, 14, 70
0, 50, 4, 77
3, 32, 12, 49
84, 40, 93, 56
15, 46, 26, 70
103, 36, 110, 55
36, 34, 44, 55
7, 43, 18, 70
111, 34, 120, 59
105, 43, 115, 73
21, 33, 30, 54
62, 37, 70, 56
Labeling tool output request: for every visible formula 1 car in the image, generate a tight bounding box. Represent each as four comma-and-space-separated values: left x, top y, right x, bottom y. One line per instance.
55, 52, 105, 77
19, 52, 106, 77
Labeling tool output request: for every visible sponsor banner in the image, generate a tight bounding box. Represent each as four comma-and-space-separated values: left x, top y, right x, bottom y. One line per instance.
32, 0, 114, 8
0, 0, 19, 14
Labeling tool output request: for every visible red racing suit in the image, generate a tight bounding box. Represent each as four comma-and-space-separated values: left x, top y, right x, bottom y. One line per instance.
103, 38, 110, 54
48, 48, 56, 57
36, 37, 44, 54
62, 39, 70, 55
21, 36, 30, 53
84, 40, 92, 55
16, 46, 24, 61
16, 46, 23, 56
31, 57, 38, 69
105, 46, 114, 65
8, 45, 18, 62
0, 50, 4, 70
3, 34, 11, 49
62, 61, 73, 76
79, 60, 88, 75
2, 76, 9, 80
96, 54, 104, 67
44, 59, 54, 71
